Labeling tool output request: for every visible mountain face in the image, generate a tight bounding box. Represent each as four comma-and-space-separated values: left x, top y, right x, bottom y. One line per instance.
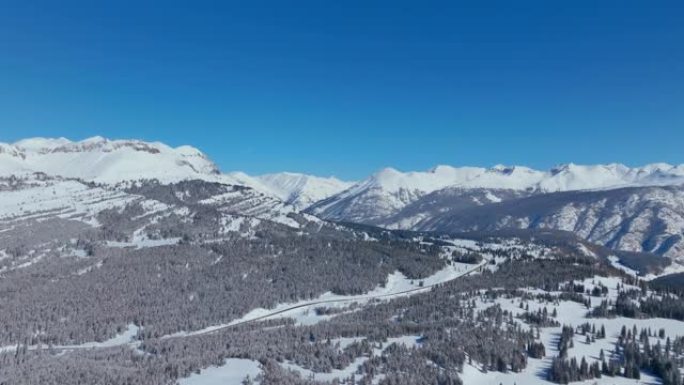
308, 164, 684, 225
380, 187, 533, 229
227, 171, 354, 210
416, 185, 684, 260
308, 164, 684, 262
0, 137, 220, 183
0, 137, 356, 210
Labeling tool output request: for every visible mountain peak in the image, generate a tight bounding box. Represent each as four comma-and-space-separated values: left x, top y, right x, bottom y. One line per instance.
428, 165, 457, 174
80, 135, 107, 144
310, 162, 684, 225
13, 137, 72, 151
375, 167, 402, 176
227, 171, 354, 210
0, 137, 219, 183
489, 164, 515, 174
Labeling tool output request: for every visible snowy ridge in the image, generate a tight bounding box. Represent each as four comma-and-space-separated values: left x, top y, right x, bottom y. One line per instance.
0, 137, 353, 209
227, 171, 354, 210
0, 137, 219, 183
4, 137, 682, 210
326, 163, 684, 199
308, 163, 684, 228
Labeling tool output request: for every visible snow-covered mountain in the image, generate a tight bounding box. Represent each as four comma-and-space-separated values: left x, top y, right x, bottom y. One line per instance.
308, 163, 684, 223
414, 185, 684, 260
0, 137, 354, 210
0, 136, 220, 183
227, 171, 354, 210
3, 136, 683, 262
306, 163, 684, 261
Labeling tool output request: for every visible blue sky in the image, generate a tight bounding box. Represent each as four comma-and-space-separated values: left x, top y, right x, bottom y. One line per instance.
0, 1, 682, 179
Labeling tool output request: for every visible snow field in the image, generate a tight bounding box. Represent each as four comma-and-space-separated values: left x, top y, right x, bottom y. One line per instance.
177, 358, 262, 385
462, 276, 683, 385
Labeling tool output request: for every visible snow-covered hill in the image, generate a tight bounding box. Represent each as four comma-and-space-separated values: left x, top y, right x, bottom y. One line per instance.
0, 137, 220, 183
227, 171, 354, 210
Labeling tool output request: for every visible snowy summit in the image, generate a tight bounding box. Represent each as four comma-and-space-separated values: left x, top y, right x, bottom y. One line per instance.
0, 136, 220, 183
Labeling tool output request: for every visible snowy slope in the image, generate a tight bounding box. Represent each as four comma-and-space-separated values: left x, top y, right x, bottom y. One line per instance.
0, 137, 220, 183
0, 137, 354, 209
227, 171, 354, 210
461, 275, 681, 385
307, 166, 488, 223
0, 177, 141, 225
415, 185, 684, 261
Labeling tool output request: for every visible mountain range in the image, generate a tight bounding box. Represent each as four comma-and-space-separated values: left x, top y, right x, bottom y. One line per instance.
2, 136, 684, 385
1, 136, 683, 265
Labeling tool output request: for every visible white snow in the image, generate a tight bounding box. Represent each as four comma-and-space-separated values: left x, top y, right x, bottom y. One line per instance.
311, 163, 684, 220
484, 190, 502, 203
0, 178, 136, 224
177, 358, 262, 385
3, 137, 683, 211
66, 324, 140, 349
336, 163, 684, 197
106, 237, 181, 249
227, 171, 354, 210
644, 261, 684, 281
608, 255, 640, 277
461, 276, 683, 385
0, 137, 219, 183
0, 324, 140, 353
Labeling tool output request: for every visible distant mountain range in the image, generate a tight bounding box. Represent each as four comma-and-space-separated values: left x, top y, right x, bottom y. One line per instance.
308, 163, 684, 222
1, 137, 683, 264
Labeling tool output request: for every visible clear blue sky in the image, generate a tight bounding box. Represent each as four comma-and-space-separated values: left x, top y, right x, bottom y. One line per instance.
0, 1, 682, 179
